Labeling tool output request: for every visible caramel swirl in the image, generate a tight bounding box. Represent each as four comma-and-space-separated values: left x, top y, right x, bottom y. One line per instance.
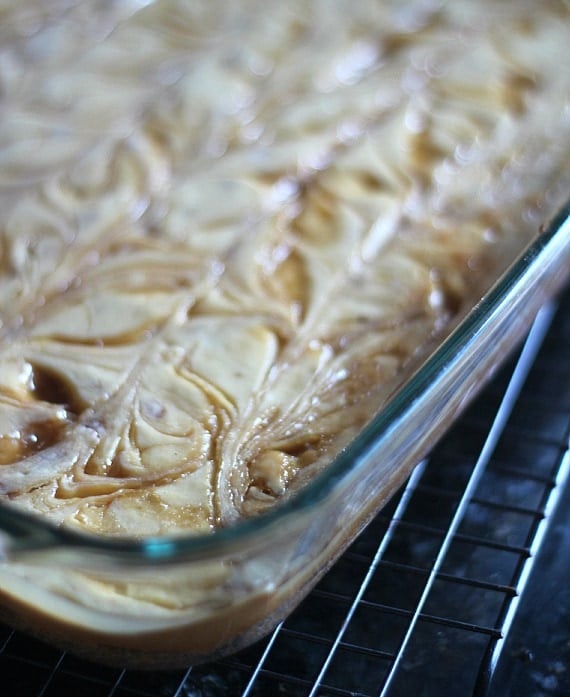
0, 0, 568, 538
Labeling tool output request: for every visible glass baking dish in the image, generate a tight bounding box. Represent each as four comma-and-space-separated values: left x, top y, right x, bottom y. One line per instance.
0, 201, 568, 669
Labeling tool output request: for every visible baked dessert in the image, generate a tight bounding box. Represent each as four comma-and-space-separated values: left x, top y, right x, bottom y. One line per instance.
0, 0, 568, 666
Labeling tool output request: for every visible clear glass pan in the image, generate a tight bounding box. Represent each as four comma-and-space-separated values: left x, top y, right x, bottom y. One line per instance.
0, 202, 568, 668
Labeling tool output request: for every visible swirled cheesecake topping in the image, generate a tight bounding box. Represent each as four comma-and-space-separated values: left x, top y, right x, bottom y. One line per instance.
0, 0, 568, 537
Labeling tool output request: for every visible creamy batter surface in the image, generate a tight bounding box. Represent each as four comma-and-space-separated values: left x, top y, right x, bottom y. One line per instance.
0, 0, 568, 538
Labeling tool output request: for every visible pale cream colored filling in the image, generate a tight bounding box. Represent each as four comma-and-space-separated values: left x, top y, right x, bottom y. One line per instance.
0, 0, 568, 554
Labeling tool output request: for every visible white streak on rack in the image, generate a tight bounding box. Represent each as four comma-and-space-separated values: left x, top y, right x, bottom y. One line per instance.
306, 460, 430, 697
241, 620, 283, 696
241, 460, 431, 697
483, 448, 570, 686
377, 300, 557, 697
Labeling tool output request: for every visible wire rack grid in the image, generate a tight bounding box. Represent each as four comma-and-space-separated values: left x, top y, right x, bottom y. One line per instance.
1, 283, 569, 697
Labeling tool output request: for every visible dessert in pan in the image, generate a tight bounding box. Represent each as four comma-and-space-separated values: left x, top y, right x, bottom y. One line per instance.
0, 0, 568, 667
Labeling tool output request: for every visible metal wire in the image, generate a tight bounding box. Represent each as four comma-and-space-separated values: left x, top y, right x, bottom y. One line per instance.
306, 460, 429, 697
377, 301, 557, 697
473, 449, 570, 697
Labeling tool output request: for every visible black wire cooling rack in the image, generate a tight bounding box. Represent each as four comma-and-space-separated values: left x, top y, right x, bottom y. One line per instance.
1, 283, 569, 697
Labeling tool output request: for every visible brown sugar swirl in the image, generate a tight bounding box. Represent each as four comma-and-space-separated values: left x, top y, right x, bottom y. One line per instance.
0, 0, 569, 543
